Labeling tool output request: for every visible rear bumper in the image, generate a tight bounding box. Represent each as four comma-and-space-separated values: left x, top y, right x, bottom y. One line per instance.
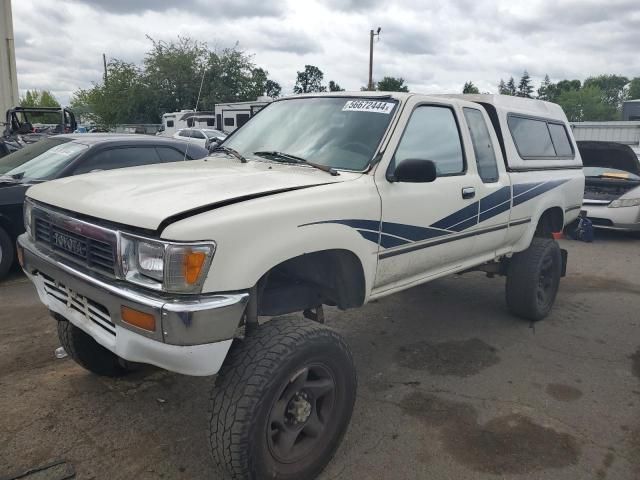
581, 203, 640, 231
18, 234, 248, 376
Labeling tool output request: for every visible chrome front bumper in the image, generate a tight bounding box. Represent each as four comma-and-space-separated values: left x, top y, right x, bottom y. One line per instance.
18, 234, 249, 376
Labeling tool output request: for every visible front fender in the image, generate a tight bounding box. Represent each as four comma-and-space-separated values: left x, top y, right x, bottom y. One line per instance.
160, 177, 381, 298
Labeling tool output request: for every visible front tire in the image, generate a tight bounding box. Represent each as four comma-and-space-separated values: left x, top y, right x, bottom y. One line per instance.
57, 319, 129, 377
209, 317, 357, 480
0, 226, 14, 280
505, 237, 562, 321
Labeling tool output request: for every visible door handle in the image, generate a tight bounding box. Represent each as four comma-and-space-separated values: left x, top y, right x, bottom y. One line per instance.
462, 187, 476, 199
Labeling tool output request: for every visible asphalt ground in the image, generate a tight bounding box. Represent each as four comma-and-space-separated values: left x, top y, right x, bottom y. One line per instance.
1, 231, 639, 480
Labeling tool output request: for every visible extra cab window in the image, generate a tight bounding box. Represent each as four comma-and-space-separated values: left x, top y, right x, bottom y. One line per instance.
463, 108, 499, 183
508, 115, 574, 159
394, 105, 465, 175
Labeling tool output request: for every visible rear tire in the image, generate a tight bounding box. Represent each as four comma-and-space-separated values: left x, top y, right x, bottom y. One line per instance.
209, 316, 357, 480
57, 319, 129, 377
0, 227, 14, 280
505, 237, 562, 321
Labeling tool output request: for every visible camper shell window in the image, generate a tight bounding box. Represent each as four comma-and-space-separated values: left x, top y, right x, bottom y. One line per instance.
507, 114, 574, 160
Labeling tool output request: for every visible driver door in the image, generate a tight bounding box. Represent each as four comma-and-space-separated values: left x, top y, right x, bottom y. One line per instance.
373, 100, 480, 291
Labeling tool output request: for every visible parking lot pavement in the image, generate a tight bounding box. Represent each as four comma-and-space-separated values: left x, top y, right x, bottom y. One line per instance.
1, 232, 639, 480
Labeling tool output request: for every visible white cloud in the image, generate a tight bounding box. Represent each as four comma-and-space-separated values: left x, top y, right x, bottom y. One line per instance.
11, 0, 640, 106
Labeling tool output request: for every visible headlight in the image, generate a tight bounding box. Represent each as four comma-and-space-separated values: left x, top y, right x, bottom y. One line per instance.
23, 200, 33, 237
120, 234, 215, 293
608, 198, 640, 208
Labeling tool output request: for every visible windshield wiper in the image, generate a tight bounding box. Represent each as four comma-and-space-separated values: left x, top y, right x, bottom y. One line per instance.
210, 145, 247, 163
253, 151, 339, 176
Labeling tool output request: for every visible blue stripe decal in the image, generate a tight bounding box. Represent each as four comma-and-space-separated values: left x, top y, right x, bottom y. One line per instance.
431, 202, 479, 230
480, 186, 511, 212
357, 229, 381, 244
479, 200, 511, 222
381, 222, 449, 242
379, 233, 411, 248
513, 180, 568, 206
300, 180, 569, 249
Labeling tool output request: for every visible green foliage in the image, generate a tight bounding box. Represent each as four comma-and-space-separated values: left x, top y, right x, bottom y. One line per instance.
583, 74, 629, 109
555, 86, 618, 122
377, 76, 409, 92
462, 81, 480, 94
294, 65, 326, 94
537, 75, 552, 101
328, 80, 344, 92
629, 78, 640, 100
20, 90, 60, 108
517, 71, 533, 98
70, 36, 282, 126
505, 77, 517, 96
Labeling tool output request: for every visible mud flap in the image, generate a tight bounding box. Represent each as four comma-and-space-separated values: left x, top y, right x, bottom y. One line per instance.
560, 249, 568, 277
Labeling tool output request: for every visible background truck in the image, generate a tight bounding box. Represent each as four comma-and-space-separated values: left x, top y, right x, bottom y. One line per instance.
19, 92, 584, 480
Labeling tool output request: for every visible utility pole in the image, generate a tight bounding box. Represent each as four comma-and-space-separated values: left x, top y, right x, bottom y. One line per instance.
1, 0, 19, 116
368, 27, 381, 91
103, 53, 108, 84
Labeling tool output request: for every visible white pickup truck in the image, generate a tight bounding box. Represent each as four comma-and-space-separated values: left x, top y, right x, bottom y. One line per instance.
18, 92, 584, 480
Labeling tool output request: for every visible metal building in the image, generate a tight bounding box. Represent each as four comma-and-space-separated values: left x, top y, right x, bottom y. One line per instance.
1, 0, 19, 116
622, 100, 640, 121
571, 121, 640, 158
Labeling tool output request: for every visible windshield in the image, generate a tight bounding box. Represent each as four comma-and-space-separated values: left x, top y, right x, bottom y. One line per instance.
0, 138, 88, 180
584, 166, 640, 181
223, 97, 398, 171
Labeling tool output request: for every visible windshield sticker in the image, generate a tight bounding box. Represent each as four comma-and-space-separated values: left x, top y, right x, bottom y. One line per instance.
342, 100, 395, 114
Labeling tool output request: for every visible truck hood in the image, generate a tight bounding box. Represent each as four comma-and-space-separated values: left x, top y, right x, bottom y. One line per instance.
26, 158, 357, 230
578, 141, 640, 176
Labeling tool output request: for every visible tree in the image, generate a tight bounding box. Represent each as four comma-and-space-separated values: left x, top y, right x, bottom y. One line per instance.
498, 79, 508, 95
629, 78, 640, 100
462, 81, 480, 94
294, 65, 326, 94
70, 36, 280, 126
583, 74, 629, 109
537, 75, 552, 101
265, 79, 282, 98
517, 71, 534, 98
377, 76, 409, 92
505, 77, 517, 96
556, 86, 617, 122
328, 80, 344, 92
20, 90, 60, 108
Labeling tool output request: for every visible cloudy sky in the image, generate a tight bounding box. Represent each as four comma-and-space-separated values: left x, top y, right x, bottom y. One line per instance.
11, 0, 640, 106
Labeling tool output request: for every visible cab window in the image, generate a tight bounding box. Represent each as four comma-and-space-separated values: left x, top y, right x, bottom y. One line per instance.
394, 105, 465, 175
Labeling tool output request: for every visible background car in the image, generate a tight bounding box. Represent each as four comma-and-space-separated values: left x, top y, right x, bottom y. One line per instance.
172, 128, 227, 149
0, 134, 208, 278
580, 140, 640, 232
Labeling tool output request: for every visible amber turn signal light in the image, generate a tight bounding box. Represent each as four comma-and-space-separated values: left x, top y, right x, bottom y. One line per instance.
183, 251, 206, 285
121, 306, 156, 332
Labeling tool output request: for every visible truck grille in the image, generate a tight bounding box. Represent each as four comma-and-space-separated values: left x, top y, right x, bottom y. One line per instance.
39, 272, 116, 336
34, 217, 117, 275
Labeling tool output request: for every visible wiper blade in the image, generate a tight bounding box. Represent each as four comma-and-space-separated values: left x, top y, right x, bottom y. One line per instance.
253, 151, 339, 176
210, 146, 247, 163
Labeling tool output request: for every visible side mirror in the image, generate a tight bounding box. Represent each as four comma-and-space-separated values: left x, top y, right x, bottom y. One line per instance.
208, 139, 222, 153
389, 159, 437, 183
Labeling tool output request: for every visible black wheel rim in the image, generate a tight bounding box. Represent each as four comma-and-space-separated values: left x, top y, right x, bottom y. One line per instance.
267, 363, 336, 464
536, 253, 555, 307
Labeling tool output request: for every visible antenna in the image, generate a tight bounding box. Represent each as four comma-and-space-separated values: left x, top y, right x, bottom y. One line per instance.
182, 67, 207, 162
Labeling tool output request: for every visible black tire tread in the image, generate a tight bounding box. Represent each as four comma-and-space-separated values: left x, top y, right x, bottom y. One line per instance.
209, 317, 356, 480
505, 237, 561, 321
57, 320, 127, 377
